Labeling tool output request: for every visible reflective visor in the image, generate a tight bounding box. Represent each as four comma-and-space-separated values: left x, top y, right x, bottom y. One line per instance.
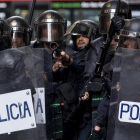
63, 21, 92, 43
12, 31, 24, 48
99, 13, 114, 34
118, 35, 140, 49
71, 23, 90, 37
37, 23, 64, 42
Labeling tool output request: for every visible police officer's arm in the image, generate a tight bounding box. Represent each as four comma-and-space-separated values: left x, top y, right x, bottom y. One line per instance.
53, 51, 73, 64
53, 51, 85, 74
52, 51, 72, 72
95, 95, 110, 127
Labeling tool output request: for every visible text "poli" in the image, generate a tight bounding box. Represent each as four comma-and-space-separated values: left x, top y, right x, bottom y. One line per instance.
118, 101, 140, 124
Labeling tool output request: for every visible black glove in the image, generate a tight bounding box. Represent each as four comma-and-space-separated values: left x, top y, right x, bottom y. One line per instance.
108, 16, 125, 36
89, 129, 103, 140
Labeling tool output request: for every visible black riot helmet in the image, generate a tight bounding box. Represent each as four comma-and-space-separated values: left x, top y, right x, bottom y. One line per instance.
0, 19, 12, 51
82, 20, 100, 41
34, 10, 67, 43
63, 20, 97, 51
118, 18, 140, 49
99, 0, 132, 35
6, 16, 32, 48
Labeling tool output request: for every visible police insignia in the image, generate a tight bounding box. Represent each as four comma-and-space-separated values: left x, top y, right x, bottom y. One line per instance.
46, 13, 51, 18
11, 20, 17, 26
116, 82, 120, 91
106, 2, 111, 8
125, 21, 131, 28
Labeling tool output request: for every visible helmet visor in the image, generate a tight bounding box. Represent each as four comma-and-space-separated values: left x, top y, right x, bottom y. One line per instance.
118, 35, 140, 49
71, 22, 91, 37
12, 31, 24, 48
37, 23, 64, 42
63, 21, 92, 43
99, 13, 114, 34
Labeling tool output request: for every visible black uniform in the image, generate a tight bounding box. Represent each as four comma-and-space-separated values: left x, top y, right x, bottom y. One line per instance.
85, 1, 132, 139
32, 10, 68, 140
63, 20, 101, 140
84, 36, 105, 85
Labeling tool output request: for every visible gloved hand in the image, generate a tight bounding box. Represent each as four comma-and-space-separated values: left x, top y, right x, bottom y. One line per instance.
53, 51, 73, 65
113, 16, 125, 34
108, 16, 125, 36
89, 129, 103, 140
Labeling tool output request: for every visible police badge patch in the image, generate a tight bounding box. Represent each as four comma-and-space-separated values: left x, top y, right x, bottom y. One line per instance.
11, 20, 17, 26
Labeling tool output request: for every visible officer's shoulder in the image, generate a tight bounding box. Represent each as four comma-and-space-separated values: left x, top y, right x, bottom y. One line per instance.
90, 36, 105, 48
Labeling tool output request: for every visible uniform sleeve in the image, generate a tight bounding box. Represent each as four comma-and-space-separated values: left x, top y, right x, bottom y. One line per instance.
68, 59, 85, 75
95, 94, 110, 127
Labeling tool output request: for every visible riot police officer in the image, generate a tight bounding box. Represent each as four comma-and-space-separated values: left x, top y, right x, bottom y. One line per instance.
105, 18, 140, 140
31, 10, 68, 140
0, 18, 39, 140
84, 0, 132, 85
53, 20, 100, 96
33, 10, 67, 50
52, 20, 100, 140
32, 9, 67, 86
91, 18, 140, 140
6, 16, 32, 48
84, 1, 132, 140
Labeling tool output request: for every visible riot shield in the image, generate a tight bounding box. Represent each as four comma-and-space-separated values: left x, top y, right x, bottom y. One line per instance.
0, 48, 38, 140
15, 46, 47, 140
32, 48, 60, 140
107, 48, 140, 140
